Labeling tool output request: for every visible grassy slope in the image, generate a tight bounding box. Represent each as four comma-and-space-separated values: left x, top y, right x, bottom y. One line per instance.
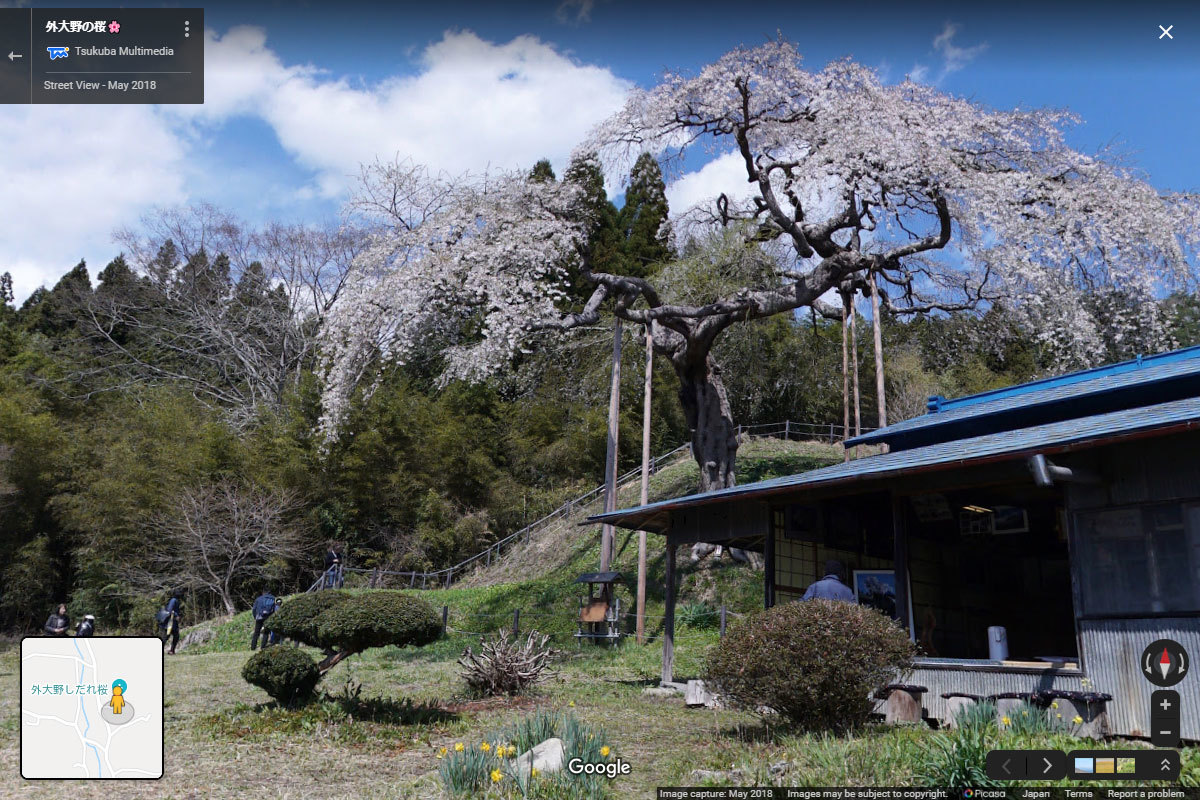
188, 438, 843, 659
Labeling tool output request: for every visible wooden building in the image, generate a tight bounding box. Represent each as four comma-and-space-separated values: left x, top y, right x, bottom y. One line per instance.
592, 345, 1200, 740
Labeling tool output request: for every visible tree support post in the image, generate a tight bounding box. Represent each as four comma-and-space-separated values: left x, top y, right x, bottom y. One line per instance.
637, 324, 653, 645
600, 318, 623, 572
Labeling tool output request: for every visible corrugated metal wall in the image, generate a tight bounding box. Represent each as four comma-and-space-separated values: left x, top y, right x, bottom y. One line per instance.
1079, 618, 1200, 740
907, 663, 1087, 724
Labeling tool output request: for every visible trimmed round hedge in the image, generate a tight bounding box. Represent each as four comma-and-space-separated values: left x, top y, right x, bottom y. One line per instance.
265, 590, 351, 646
242, 646, 320, 705
706, 599, 915, 731
313, 591, 443, 653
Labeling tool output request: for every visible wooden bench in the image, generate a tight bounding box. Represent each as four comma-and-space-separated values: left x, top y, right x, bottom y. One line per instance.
1032, 690, 1114, 739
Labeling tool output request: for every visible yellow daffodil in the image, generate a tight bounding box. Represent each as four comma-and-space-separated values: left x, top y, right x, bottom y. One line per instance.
490, 769, 503, 783
454, 742, 464, 752
437, 746, 447, 759
1073, 715, 1084, 724
1051, 702, 1059, 709
531, 767, 540, 778
600, 745, 610, 758
1001, 716, 1011, 726
480, 742, 491, 752
568, 700, 575, 708
1056, 713, 1063, 719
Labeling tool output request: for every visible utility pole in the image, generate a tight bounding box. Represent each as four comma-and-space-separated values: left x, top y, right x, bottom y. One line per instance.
637, 323, 653, 644
600, 317, 623, 572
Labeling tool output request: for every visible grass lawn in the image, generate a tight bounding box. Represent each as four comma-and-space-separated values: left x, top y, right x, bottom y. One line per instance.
3, 631, 1198, 799
4, 440, 1195, 797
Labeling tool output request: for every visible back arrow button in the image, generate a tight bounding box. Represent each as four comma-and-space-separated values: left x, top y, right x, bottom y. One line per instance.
7, 52, 22, 61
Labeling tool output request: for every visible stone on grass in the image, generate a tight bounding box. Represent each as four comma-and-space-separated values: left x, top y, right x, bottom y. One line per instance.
685, 680, 711, 707
514, 737, 565, 780
643, 686, 677, 699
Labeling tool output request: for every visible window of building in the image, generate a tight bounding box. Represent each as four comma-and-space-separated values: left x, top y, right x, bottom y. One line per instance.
1075, 502, 1200, 616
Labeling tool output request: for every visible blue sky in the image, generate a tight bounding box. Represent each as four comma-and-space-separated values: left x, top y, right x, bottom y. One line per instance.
3, 0, 1198, 301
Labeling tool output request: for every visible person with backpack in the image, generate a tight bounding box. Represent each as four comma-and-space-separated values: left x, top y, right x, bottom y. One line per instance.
158, 591, 183, 654
266, 596, 283, 645
250, 587, 277, 650
75, 614, 95, 637
43, 603, 70, 636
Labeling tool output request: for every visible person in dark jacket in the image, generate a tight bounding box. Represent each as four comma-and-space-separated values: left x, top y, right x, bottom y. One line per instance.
801, 560, 856, 602
250, 588, 277, 650
75, 615, 96, 637
161, 592, 184, 654
266, 597, 283, 645
323, 546, 343, 588
43, 604, 70, 636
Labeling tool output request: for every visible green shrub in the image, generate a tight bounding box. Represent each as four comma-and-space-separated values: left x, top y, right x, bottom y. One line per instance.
678, 602, 719, 629
314, 591, 442, 653
915, 725, 1002, 788
705, 599, 915, 731
265, 590, 350, 645
951, 700, 997, 733
241, 646, 320, 705
1003, 701, 1068, 736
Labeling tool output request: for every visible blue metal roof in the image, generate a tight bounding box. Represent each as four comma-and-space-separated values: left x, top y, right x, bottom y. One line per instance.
591, 394, 1200, 531
846, 344, 1200, 450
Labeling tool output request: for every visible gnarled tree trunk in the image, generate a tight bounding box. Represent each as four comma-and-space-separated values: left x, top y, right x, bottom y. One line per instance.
673, 354, 738, 493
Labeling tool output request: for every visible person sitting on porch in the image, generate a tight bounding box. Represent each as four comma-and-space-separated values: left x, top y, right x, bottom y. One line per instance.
801, 560, 856, 602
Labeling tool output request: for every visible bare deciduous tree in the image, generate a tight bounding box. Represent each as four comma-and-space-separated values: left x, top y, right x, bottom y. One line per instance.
127, 481, 310, 616
74, 205, 365, 426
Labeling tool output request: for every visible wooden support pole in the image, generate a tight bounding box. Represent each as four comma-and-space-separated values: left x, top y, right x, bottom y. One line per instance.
661, 543, 676, 686
719, 605, 727, 638
512, 608, 520, 637
764, 522, 775, 609
869, 269, 888, 431
850, 293, 862, 437
441, 605, 448, 634
637, 324, 652, 645
891, 493, 912, 639
841, 294, 851, 463
600, 318, 623, 572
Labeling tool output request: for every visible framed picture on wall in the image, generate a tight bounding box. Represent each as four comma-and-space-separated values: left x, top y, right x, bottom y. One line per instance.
853, 569, 915, 630
992, 505, 1029, 534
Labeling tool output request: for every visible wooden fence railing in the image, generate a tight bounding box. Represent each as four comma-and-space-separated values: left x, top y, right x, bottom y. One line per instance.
305, 420, 871, 593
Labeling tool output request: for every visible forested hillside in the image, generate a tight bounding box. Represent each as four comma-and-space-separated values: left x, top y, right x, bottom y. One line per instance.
3, 156, 1199, 634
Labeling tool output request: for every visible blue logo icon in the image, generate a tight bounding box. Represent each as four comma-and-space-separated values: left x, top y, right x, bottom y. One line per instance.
46, 46, 69, 60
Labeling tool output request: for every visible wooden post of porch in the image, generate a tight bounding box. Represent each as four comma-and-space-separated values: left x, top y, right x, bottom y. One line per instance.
891, 493, 912, 639
764, 522, 775, 609
661, 543, 676, 686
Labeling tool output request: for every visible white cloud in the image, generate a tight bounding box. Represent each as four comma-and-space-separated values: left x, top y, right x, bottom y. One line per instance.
0, 104, 188, 302
556, 0, 600, 25
2, 27, 631, 303
664, 151, 756, 219
909, 22, 987, 84
172, 27, 631, 198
